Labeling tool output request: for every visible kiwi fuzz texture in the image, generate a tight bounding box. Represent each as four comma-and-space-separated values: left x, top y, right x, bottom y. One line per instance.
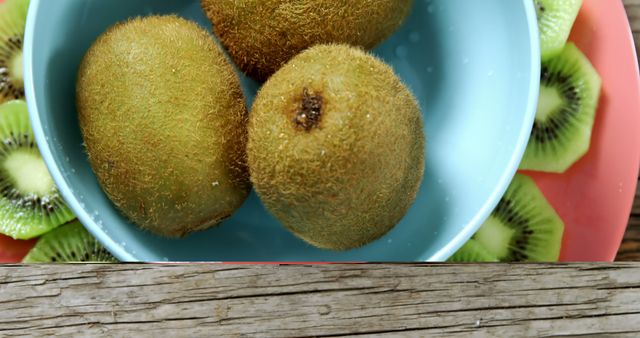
200, 0, 413, 81
77, 16, 250, 237
248, 44, 425, 250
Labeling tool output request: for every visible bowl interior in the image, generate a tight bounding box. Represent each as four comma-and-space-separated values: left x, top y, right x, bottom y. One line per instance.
25, 0, 539, 262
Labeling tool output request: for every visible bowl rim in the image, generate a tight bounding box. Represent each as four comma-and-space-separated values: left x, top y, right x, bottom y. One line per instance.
24, 0, 136, 260
23, 0, 540, 262
423, 0, 541, 261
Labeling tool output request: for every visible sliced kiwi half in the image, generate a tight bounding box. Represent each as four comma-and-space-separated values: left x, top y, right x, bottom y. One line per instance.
520, 43, 601, 173
0, 0, 29, 104
535, 0, 582, 60
448, 239, 498, 263
22, 220, 116, 263
0, 100, 75, 239
464, 174, 564, 262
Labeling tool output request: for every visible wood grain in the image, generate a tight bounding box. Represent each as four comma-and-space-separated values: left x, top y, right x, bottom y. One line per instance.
617, 176, 640, 260
0, 264, 639, 337
614, 0, 640, 261
625, 0, 640, 59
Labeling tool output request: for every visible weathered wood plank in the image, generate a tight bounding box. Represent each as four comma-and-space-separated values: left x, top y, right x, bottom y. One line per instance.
625, 0, 640, 62
631, 178, 640, 221
617, 220, 640, 261
0, 264, 639, 336
617, 175, 640, 260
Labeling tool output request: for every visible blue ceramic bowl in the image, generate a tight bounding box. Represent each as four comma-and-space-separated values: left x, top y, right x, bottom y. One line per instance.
24, 0, 540, 262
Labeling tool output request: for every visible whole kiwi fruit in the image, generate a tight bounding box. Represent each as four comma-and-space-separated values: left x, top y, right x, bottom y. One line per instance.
248, 44, 425, 250
76, 15, 250, 237
200, 0, 413, 81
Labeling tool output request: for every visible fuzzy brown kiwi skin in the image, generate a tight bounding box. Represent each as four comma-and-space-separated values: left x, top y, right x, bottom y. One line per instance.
248, 44, 425, 250
77, 16, 250, 237
200, 0, 414, 82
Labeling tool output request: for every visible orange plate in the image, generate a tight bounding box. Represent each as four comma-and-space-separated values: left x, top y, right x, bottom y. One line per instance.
523, 0, 640, 261
0, 235, 35, 263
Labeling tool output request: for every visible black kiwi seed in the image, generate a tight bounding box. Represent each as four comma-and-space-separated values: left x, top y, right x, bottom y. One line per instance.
471, 175, 564, 261
22, 221, 118, 263
0, 2, 75, 240
492, 196, 532, 261
0, 35, 24, 100
531, 65, 582, 144
536, 1, 545, 14
451, 178, 564, 262
0, 132, 60, 215
0, 0, 30, 104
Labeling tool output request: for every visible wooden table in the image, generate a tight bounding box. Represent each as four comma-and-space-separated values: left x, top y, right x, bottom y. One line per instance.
2, 264, 640, 336
615, 0, 640, 261
6, 264, 638, 335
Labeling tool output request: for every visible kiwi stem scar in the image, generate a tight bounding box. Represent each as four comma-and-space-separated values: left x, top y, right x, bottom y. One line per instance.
293, 88, 323, 131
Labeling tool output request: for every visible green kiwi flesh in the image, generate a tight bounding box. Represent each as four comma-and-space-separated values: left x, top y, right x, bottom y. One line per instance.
448, 239, 498, 263
200, 0, 413, 81
248, 44, 425, 250
520, 43, 601, 173
0, 0, 29, 103
0, 100, 75, 239
76, 16, 250, 237
22, 220, 117, 263
535, 0, 582, 60
470, 174, 564, 262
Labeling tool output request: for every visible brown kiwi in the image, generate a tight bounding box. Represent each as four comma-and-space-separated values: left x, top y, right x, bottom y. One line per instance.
76, 16, 250, 237
200, 0, 413, 81
248, 44, 425, 250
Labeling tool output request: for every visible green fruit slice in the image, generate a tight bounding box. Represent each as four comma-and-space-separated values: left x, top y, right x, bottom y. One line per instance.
23, 220, 116, 263
535, 0, 582, 60
473, 174, 564, 262
448, 239, 499, 263
0, 100, 75, 239
520, 43, 601, 173
0, 0, 29, 103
